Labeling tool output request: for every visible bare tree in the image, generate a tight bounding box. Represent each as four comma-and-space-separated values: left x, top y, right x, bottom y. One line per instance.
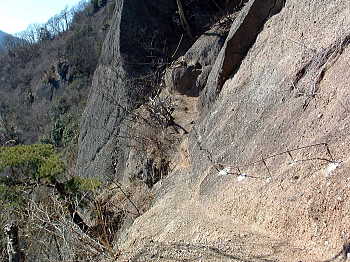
60, 7, 73, 32
147, 96, 188, 134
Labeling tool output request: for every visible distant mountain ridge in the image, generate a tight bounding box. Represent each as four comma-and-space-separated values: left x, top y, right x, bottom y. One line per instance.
0, 30, 12, 50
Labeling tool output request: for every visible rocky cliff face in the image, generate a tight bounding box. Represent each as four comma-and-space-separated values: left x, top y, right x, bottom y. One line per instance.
78, 0, 350, 261
76, 0, 180, 179
76, 0, 223, 179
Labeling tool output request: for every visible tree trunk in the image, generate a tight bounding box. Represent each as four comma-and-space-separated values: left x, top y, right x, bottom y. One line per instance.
4, 223, 24, 262
176, 0, 193, 39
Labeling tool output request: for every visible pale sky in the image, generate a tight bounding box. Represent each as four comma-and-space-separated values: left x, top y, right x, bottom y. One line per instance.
0, 0, 83, 34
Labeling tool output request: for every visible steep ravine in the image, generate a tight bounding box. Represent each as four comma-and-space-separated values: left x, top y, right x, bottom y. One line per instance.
78, 0, 350, 261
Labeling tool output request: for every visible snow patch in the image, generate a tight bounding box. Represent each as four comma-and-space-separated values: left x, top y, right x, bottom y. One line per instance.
218, 167, 231, 176
217, 168, 249, 182
325, 161, 341, 176
237, 173, 247, 182
288, 160, 297, 166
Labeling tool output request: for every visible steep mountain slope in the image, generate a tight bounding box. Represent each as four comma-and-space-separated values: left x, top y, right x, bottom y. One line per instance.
70, 0, 350, 261
85, 0, 350, 261
1, 0, 349, 260
0, 30, 18, 52
0, 30, 10, 51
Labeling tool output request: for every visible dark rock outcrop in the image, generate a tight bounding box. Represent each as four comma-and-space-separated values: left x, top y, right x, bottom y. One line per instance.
165, 22, 229, 97
35, 60, 72, 101
133, 158, 170, 188
76, 0, 126, 179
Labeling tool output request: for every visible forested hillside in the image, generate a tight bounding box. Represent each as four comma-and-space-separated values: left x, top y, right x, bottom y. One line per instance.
0, 30, 17, 52
0, 0, 116, 260
0, 0, 113, 142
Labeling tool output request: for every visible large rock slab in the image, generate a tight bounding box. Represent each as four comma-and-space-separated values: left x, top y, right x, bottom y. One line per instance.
117, 0, 350, 260
200, 0, 285, 111
76, 0, 125, 179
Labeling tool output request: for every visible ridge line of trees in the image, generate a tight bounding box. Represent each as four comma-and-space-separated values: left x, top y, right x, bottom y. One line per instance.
4, 0, 108, 50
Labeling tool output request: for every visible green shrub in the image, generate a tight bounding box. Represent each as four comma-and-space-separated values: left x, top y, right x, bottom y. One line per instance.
65, 177, 102, 193
0, 144, 64, 180
51, 119, 64, 147
0, 183, 24, 209
0, 143, 102, 216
